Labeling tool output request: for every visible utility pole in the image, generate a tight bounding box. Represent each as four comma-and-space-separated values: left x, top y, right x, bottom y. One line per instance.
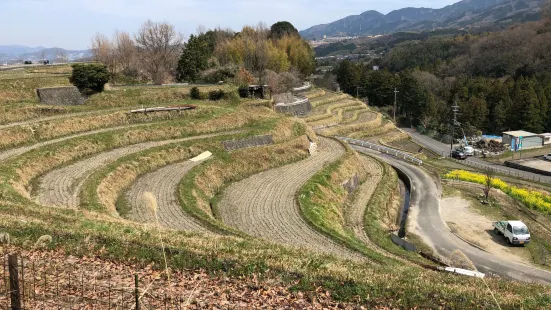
450, 102, 460, 157
394, 88, 399, 123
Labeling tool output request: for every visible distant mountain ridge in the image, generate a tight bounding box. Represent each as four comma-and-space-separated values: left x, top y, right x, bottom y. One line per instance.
300, 0, 545, 39
0, 45, 92, 63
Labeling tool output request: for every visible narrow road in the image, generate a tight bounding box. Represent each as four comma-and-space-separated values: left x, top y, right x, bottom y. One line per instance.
218, 138, 366, 261
352, 145, 551, 285
404, 128, 551, 183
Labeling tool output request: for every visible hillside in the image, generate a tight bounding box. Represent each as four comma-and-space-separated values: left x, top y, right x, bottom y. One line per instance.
300, 0, 545, 39
0, 45, 92, 63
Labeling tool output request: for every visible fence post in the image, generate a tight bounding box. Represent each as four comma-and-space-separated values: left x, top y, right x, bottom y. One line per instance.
8, 255, 21, 310
135, 274, 139, 310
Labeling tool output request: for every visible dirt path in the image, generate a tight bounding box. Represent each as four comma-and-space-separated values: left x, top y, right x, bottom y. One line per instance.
35, 132, 238, 209
125, 160, 208, 232
440, 197, 532, 265
0, 123, 145, 162
218, 138, 365, 261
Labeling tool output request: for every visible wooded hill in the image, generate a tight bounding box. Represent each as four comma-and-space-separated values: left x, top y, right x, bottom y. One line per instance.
332, 11, 551, 136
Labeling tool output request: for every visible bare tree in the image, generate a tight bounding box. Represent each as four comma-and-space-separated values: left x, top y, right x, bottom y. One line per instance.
134, 20, 183, 84
114, 30, 136, 72
91, 33, 116, 75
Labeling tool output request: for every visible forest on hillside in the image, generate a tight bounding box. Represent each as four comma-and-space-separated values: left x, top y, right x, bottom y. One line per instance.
91, 21, 315, 91
330, 4, 551, 136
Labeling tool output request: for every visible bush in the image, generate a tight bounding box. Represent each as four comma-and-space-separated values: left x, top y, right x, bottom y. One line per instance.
208, 89, 225, 101
70, 63, 110, 95
223, 90, 241, 104
23, 61, 33, 65
190, 87, 201, 100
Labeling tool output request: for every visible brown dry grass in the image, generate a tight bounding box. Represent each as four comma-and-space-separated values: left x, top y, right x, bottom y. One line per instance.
87, 85, 234, 107
5, 110, 267, 200
0, 105, 70, 125
321, 113, 383, 136
308, 150, 370, 237
0, 76, 71, 103
309, 94, 350, 108
0, 109, 208, 150
347, 121, 394, 139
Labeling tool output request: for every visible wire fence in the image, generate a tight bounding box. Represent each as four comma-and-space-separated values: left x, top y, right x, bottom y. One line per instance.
1, 253, 190, 309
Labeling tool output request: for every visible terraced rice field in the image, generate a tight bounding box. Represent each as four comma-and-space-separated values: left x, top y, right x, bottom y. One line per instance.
218, 138, 365, 261
35, 132, 235, 209
125, 160, 209, 232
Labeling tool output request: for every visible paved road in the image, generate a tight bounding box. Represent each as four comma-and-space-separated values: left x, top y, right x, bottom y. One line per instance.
403, 128, 551, 183
353, 145, 551, 285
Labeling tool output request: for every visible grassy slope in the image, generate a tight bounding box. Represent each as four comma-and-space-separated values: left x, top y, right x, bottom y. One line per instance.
0, 88, 550, 307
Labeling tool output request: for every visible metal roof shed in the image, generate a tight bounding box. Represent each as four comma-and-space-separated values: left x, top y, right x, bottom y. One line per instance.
502, 130, 543, 150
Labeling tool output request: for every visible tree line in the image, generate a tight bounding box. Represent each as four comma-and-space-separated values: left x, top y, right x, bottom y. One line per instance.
336, 61, 551, 135
91, 20, 314, 90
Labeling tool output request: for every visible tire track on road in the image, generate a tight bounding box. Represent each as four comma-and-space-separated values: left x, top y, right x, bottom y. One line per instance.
35, 132, 238, 209
125, 160, 209, 232
218, 137, 366, 261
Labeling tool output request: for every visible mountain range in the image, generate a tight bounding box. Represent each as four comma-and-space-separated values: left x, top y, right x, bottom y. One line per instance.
300, 0, 546, 40
0, 45, 93, 64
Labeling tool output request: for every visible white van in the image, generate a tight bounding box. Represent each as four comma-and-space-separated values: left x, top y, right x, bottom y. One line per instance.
462, 146, 474, 156
493, 221, 530, 246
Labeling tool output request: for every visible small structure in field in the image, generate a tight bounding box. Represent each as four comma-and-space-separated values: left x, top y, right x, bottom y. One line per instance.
502, 130, 543, 150
36, 86, 85, 105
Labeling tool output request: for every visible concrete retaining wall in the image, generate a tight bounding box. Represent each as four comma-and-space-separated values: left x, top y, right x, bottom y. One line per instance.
222, 135, 274, 151
36, 86, 85, 105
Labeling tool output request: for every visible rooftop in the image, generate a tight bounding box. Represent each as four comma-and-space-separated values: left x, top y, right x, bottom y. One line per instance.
502, 130, 537, 137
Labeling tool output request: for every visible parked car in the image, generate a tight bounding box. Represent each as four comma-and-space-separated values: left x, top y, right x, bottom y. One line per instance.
544, 153, 551, 161
493, 220, 530, 246
462, 146, 474, 156
451, 150, 466, 160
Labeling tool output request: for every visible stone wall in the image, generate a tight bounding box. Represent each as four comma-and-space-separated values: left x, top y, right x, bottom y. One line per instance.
274, 97, 312, 116
36, 86, 85, 105
222, 135, 274, 151
342, 174, 360, 194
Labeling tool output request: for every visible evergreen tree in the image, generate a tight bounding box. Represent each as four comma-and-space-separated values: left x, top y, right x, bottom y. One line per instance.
513, 77, 543, 132
493, 83, 513, 133
335, 60, 360, 96
176, 35, 210, 82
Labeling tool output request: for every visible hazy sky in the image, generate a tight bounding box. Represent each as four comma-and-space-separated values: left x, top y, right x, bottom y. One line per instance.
0, 0, 460, 50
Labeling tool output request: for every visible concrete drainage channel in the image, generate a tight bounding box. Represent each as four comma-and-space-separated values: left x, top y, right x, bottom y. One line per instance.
391, 167, 414, 250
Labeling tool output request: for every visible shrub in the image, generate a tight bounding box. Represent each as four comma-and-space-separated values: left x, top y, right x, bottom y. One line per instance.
190, 87, 201, 100
223, 90, 241, 104
208, 89, 225, 101
70, 63, 110, 95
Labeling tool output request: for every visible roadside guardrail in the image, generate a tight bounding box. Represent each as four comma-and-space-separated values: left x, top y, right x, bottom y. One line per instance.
337, 136, 423, 166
